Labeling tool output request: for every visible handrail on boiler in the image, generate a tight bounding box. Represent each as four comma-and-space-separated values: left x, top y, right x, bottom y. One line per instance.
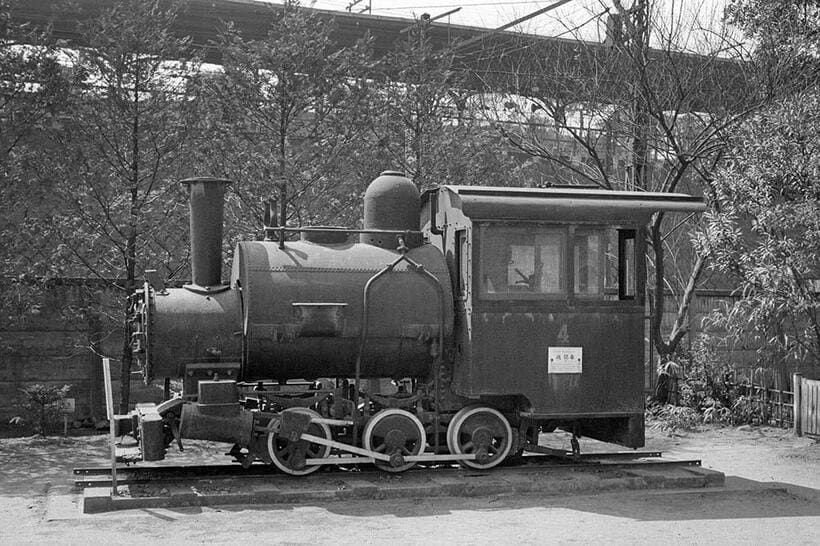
352, 235, 447, 451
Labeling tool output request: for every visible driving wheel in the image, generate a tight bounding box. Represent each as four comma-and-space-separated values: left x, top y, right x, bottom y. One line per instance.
363, 408, 427, 472
446, 406, 513, 470
267, 408, 331, 476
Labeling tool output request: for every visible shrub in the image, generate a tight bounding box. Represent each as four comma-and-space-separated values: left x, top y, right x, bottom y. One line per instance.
675, 336, 735, 412
729, 394, 767, 426
664, 335, 783, 427
646, 402, 702, 433
9, 384, 71, 436
701, 398, 732, 425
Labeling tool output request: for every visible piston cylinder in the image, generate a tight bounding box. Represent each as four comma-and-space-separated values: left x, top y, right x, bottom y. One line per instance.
179, 381, 254, 445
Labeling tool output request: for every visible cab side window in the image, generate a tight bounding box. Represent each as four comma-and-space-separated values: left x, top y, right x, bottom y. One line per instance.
478, 223, 637, 302
573, 230, 604, 297
619, 230, 637, 299
605, 228, 637, 300
479, 225, 565, 299
456, 230, 469, 298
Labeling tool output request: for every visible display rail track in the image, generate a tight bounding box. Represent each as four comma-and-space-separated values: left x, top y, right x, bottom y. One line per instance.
73, 451, 703, 489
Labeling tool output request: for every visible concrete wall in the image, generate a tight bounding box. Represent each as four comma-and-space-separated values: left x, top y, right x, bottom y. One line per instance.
656, 289, 818, 389
0, 279, 164, 425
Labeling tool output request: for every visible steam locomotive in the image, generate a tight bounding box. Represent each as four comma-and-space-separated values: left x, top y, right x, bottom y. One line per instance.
128, 171, 704, 473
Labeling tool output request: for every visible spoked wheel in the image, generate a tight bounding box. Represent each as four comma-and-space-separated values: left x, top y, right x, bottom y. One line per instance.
267, 408, 331, 476
446, 406, 513, 470
363, 408, 427, 473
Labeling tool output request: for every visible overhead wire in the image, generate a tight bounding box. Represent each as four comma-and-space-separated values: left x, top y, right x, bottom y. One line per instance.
266, 0, 606, 44
370, 1, 573, 32
299, 0, 605, 42
310, 0, 547, 15
374, 1, 566, 10
368, 0, 606, 40
453, 5, 609, 62
551, 6, 608, 39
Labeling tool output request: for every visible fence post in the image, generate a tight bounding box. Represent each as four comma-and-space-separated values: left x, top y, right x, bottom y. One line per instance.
793, 372, 803, 437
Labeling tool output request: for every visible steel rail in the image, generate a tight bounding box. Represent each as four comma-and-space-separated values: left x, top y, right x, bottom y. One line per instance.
74, 455, 700, 489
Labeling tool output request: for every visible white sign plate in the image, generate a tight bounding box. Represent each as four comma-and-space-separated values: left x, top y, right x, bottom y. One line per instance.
548, 347, 583, 374
59, 398, 76, 414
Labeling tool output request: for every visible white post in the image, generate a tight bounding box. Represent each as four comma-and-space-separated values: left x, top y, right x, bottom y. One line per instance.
102, 357, 118, 496
793, 372, 803, 437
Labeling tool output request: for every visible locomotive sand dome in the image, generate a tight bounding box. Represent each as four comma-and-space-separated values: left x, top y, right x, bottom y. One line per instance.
360, 170, 422, 249
127, 171, 705, 475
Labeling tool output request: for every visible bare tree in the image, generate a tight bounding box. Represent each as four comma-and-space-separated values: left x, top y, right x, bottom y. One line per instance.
41, 0, 202, 412
368, 18, 520, 191
0, 1, 66, 170
194, 1, 374, 237
0, 0, 68, 301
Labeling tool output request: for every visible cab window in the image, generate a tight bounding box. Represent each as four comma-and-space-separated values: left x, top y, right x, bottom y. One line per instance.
455, 230, 469, 298
574, 230, 604, 297
478, 225, 565, 299
618, 230, 637, 299
478, 223, 637, 301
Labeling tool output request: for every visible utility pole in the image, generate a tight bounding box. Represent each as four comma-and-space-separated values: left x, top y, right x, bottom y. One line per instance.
631, 0, 650, 191
612, 1, 658, 392
612, 0, 650, 190
396, 8, 461, 185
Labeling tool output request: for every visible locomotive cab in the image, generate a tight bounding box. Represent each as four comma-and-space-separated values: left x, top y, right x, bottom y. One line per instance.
422, 185, 705, 448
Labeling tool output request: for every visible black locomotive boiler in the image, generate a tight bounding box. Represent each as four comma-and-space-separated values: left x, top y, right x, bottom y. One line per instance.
128, 171, 704, 473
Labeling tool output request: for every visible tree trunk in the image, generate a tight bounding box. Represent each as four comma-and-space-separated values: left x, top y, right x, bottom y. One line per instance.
120, 216, 138, 414
648, 212, 706, 367
118, 318, 133, 415
120, 66, 140, 415
649, 214, 669, 362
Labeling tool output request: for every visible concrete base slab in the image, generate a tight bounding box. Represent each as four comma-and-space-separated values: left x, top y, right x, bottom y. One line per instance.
82, 463, 727, 514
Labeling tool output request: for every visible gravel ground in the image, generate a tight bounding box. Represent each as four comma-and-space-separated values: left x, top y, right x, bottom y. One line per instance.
0, 425, 818, 545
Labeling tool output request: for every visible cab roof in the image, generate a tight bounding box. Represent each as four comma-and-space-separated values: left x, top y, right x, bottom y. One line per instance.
423, 185, 705, 223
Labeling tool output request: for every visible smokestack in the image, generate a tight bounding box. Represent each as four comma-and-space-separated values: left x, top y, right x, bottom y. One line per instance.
181, 177, 230, 288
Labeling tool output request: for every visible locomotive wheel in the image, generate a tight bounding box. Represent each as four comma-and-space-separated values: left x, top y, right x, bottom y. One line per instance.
267, 408, 331, 476
363, 408, 427, 473
446, 406, 513, 470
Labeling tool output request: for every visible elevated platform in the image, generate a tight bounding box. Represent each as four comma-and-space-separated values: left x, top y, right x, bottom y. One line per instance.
13, 0, 749, 111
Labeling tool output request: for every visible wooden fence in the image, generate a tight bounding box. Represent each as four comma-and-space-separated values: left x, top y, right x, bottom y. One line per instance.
697, 374, 820, 437
794, 374, 820, 439
732, 382, 794, 429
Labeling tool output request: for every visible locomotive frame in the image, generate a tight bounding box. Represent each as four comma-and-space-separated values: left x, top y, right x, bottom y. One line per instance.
127, 172, 704, 474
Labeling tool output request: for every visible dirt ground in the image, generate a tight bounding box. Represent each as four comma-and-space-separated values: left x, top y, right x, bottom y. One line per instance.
0, 425, 818, 545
